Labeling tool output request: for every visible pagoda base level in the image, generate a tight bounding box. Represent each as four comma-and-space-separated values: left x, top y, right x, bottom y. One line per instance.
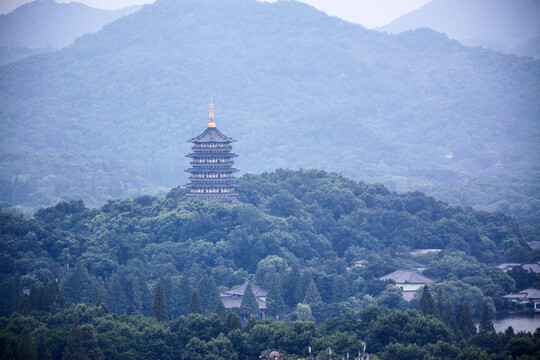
187, 193, 238, 201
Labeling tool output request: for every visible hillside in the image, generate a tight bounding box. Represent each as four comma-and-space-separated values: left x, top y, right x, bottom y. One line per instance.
0, 0, 538, 224
1, 170, 538, 358
379, 0, 540, 56
1, 170, 531, 316
0, 0, 142, 49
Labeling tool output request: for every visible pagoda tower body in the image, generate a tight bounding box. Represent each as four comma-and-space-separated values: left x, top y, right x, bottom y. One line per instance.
185, 97, 239, 200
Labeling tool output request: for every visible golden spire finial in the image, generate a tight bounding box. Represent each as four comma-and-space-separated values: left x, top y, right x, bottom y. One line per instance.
208, 93, 216, 127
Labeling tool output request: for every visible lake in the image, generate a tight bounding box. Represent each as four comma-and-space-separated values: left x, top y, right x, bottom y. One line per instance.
478, 314, 540, 333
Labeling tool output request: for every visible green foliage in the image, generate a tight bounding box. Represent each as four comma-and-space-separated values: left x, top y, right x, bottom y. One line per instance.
214, 298, 227, 322
188, 290, 202, 315
419, 285, 437, 316
295, 303, 313, 321
303, 280, 323, 306
456, 302, 477, 338
240, 284, 259, 318
151, 282, 168, 321
479, 301, 495, 334
62, 318, 104, 360
197, 275, 219, 316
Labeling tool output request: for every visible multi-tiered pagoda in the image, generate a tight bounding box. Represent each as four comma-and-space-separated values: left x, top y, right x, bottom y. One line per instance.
185, 97, 238, 201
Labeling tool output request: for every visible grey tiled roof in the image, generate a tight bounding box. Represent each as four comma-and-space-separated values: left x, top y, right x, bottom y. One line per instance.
380, 270, 434, 284
502, 288, 540, 300
188, 127, 235, 143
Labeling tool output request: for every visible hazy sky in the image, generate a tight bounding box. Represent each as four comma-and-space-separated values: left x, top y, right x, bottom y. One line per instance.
0, 0, 432, 28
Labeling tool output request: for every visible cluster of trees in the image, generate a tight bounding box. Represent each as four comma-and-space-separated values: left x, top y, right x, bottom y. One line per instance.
1, 0, 538, 226
0, 169, 539, 358
0, 170, 537, 323
1, 294, 539, 360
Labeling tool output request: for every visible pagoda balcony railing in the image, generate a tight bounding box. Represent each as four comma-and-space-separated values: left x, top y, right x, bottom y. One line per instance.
189, 177, 236, 181
189, 160, 235, 166
192, 144, 232, 149
191, 145, 233, 151
185, 167, 240, 173
186, 153, 238, 158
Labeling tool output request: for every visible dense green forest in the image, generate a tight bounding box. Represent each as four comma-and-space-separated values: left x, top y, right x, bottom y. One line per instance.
1, 170, 539, 358
0, 0, 538, 225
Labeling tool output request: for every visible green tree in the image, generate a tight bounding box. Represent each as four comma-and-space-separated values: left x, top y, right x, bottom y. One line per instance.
303, 280, 322, 305
17, 328, 37, 360
189, 290, 202, 314
296, 303, 312, 321
62, 318, 104, 360
377, 284, 408, 310
419, 285, 436, 316
244, 316, 257, 332
214, 298, 227, 322
332, 275, 349, 303
479, 301, 495, 333
151, 281, 168, 321
177, 275, 192, 316
36, 333, 52, 360
224, 311, 242, 332
240, 284, 259, 318
105, 273, 128, 314
197, 275, 220, 315
457, 302, 477, 338
266, 274, 286, 317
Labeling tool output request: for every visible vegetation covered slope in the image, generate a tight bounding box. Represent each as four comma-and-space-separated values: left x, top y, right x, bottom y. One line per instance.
2, 170, 537, 322
1, 170, 539, 359
0, 0, 538, 224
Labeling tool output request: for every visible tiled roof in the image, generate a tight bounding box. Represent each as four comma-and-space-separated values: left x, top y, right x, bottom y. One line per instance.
522, 264, 540, 274
220, 295, 267, 310
402, 258, 427, 268
380, 270, 434, 284
223, 284, 268, 297
502, 288, 540, 300
188, 127, 235, 143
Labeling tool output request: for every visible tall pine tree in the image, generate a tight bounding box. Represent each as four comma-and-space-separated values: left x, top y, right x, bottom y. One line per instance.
457, 302, 477, 338
197, 275, 220, 316
479, 301, 495, 333
215, 298, 227, 322
303, 280, 322, 305
240, 284, 259, 318
419, 285, 436, 316
188, 290, 202, 314
151, 281, 168, 321
177, 275, 192, 316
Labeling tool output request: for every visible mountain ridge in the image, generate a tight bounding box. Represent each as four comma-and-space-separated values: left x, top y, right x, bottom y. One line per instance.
379, 0, 540, 57
0, 0, 143, 50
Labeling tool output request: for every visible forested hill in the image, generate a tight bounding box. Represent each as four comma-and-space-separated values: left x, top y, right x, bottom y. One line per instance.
0, 0, 539, 225
2, 170, 536, 323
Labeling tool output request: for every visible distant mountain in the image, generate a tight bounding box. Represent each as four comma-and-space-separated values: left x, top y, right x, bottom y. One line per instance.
379, 0, 540, 55
514, 35, 540, 59
0, 45, 47, 66
0, 0, 142, 49
0, 0, 538, 224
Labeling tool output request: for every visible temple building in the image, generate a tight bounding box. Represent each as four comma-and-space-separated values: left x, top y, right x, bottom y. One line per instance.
185, 96, 239, 200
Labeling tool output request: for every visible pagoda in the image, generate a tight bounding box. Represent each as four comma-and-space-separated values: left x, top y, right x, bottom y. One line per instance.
185, 96, 239, 200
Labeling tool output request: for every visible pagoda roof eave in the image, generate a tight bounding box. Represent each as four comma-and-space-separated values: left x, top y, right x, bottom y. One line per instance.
188, 127, 236, 143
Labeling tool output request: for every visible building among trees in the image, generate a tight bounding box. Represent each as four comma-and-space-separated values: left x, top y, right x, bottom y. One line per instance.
219, 284, 268, 317
379, 269, 434, 301
185, 96, 239, 200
